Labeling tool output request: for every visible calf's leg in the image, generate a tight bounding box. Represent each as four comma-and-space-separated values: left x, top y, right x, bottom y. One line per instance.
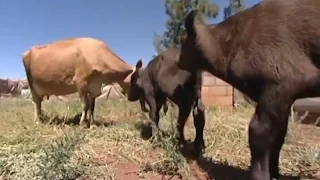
162, 100, 169, 115
249, 88, 292, 180
146, 96, 163, 129
139, 98, 149, 112
177, 103, 192, 146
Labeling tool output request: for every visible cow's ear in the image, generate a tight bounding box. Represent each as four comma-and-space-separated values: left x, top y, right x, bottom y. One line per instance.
136, 59, 143, 69
185, 10, 197, 37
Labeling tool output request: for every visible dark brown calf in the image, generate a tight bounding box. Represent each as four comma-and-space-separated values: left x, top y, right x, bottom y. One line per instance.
179, 0, 320, 179
127, 48, 206, 156
138, 96, 170, 114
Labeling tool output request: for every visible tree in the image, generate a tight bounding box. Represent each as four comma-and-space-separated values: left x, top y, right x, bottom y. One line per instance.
153, 0, 220, 57
152, 31, 166, 58
223, 0, 246, 20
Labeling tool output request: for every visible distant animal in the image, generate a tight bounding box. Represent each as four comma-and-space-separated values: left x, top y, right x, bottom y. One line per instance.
179, 0, 320, 179
20, 89, 31, 98
0, 78, 23, 97
127, 47, 205, 156
22, 37, 135, 128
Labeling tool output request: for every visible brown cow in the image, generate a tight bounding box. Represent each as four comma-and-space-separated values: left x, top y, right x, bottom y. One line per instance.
179, 0, 320, 179
22, 37, 134, 128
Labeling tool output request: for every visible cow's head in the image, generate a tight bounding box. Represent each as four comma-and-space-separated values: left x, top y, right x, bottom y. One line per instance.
127, 60, 143, 101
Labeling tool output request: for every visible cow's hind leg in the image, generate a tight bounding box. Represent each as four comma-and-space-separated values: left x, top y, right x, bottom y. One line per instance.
85, 78, 102, 128
30, 91, 43, 123
79, 92, 89, 126
192, 98, 206, 157
87, 96, 96, 128
249, 87, 292, 180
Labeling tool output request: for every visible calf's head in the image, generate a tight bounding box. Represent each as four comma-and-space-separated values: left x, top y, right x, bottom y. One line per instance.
127, 60, 144, 101
118, 63, 141, 96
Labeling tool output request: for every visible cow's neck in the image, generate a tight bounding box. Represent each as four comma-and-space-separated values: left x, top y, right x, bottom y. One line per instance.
198, 18, 243, 84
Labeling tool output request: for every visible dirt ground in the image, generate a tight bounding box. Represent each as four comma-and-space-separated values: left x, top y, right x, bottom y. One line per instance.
78, 154, 310, 180
0, 98, 319, 180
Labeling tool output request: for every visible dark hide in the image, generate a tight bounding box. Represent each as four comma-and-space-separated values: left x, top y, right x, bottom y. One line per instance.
179, 0, 320, 179
137, 94, 170, 114
128, 48, 206, 156
133, 67, 170, 114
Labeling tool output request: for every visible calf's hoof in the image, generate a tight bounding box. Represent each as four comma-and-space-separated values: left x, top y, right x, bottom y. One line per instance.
193, 140, 206, 157
141, 107, 149, 112
140, 121, 158, 140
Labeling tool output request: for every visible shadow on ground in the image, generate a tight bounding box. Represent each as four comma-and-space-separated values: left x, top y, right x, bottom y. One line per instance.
136, 122, 302, 180
195, 157, 301, 180
39, 113, 116, 127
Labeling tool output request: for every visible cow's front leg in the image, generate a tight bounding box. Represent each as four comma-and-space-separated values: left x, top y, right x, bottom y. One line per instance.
192, 98, 206, 157
249, 87, 292, 180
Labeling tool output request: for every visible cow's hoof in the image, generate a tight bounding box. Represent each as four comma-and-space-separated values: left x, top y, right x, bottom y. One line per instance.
86, 121, 93, 129
270, 172, 281, 180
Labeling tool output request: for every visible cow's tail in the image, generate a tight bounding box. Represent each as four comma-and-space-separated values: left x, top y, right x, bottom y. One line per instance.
194, 70, 205, 114
22, 50, 35, 97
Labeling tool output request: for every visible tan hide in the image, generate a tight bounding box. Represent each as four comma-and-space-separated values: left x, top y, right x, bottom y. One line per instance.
22, 37, 134, 98
22, 37, 135, 126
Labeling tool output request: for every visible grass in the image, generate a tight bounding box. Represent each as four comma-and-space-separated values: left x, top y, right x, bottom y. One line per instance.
0, 96, 319, 180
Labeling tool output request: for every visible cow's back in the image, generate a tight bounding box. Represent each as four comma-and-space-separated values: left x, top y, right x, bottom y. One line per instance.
202, 0, 320, 87
23, 38, 104, 96
23, 37, 133, 97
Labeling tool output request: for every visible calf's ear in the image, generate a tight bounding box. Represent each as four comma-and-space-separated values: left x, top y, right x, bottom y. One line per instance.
136, 59, 143, 69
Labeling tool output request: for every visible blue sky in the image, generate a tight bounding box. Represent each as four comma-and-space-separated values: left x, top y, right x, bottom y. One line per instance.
0, 0, 260, 78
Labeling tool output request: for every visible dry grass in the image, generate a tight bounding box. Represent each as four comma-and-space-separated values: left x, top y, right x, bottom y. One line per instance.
0, 97, 319, 180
